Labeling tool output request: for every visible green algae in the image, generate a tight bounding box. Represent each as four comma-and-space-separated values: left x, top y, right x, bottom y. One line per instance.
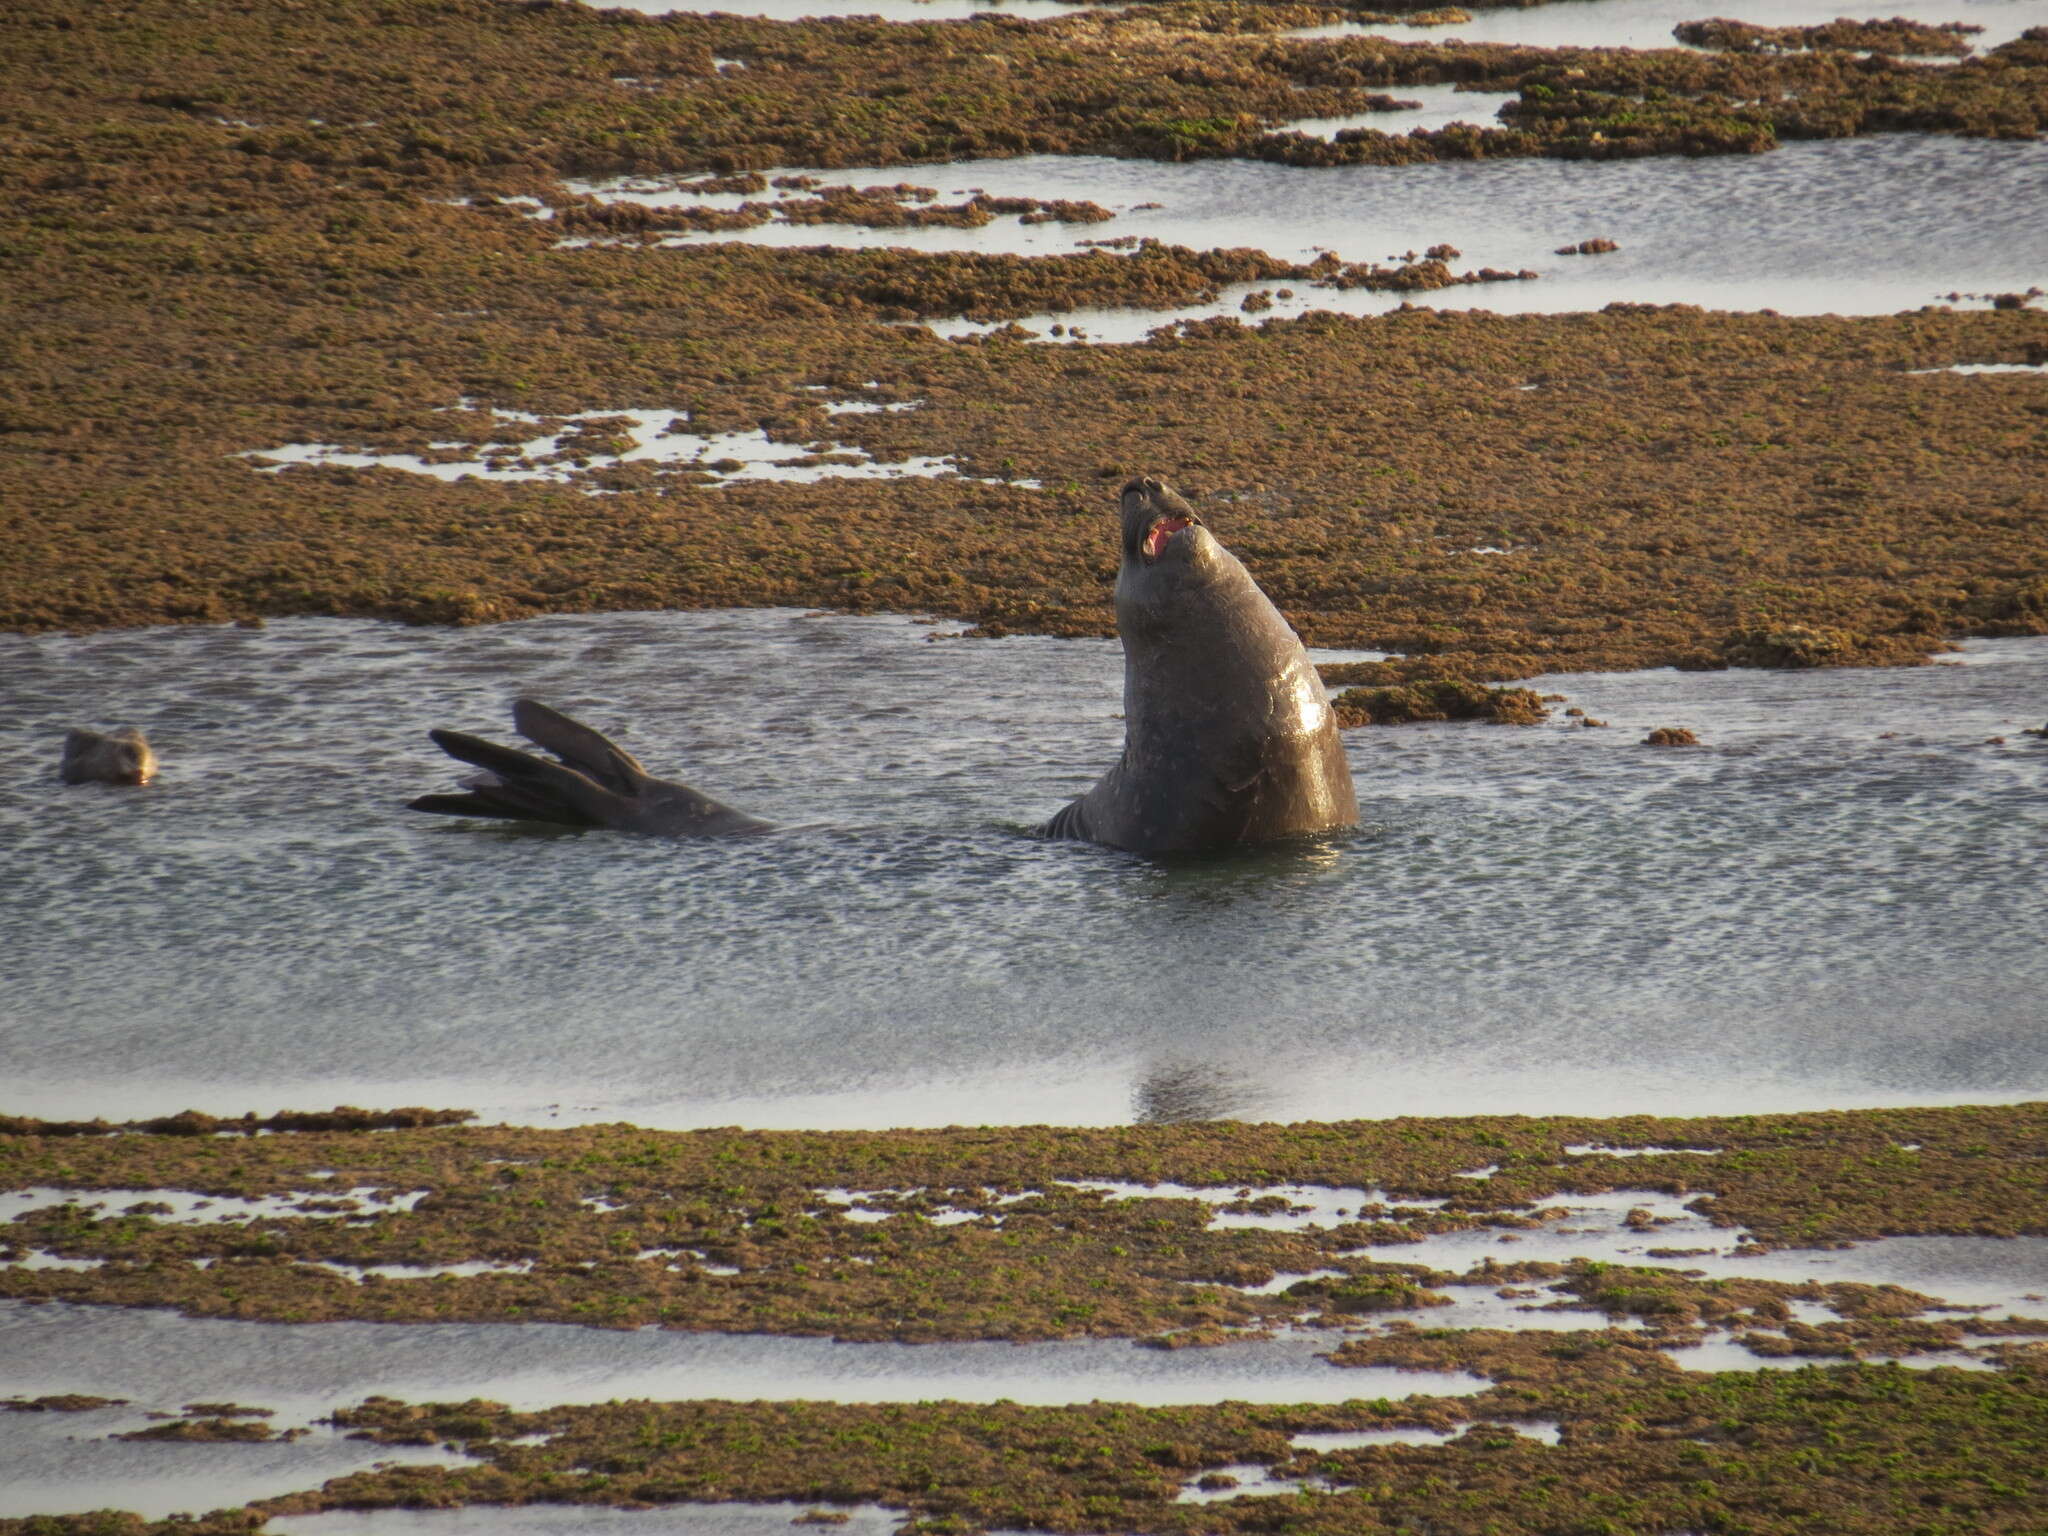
7, 1365, 2043, 1535
3, 1105, 2043, 1337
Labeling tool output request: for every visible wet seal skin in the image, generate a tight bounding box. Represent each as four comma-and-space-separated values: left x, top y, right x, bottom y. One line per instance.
59, 726, 156, 786
1040, 476, 1357, 852
411, 697, 772, 835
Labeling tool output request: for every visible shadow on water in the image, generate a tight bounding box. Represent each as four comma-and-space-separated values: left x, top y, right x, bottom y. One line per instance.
1132, 1059, 1274, 1124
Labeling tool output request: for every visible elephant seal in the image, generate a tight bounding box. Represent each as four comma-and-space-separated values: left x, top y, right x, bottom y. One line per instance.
409, 477, 1353, 851
409, 698, 770, 836
61, 726, 157, 786
1036, 476, 1357, 852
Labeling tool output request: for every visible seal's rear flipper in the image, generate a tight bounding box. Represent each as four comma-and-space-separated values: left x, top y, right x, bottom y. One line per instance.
420, 727, 628, 828
410, 704, 773, 838
511, 698, 647, 794
407, 791, 596, 828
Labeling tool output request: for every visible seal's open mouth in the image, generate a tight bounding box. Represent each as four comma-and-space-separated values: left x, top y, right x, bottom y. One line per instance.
1142, 515, 1197, 561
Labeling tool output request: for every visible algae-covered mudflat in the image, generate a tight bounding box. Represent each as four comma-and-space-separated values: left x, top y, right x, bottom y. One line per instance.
3, 0, 2047, 673
5, 0, 2048, 1530
2, 1106, 2046, 1532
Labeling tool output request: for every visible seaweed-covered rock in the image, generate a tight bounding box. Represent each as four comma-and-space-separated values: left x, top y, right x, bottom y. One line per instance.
1722, 624, 1862, 668
1286, 1273, 1452, 1314
1673, 17, 1981, 58
1, 1394, 129, 1412
1333, 680, 1550, 726
1644, 727, 1700, 746
117, 1417, 279, 1443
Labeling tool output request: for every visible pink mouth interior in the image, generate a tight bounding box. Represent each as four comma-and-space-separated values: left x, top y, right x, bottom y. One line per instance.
1144, 517, 1192, 559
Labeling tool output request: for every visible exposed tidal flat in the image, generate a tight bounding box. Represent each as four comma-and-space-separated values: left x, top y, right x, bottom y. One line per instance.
3, 1105, 2047, 1531
4, 0, 2047, 671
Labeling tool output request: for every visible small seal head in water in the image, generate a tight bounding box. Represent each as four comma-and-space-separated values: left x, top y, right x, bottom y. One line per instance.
61, 726, 157, 786
410, 698, 771, 837
1038, 475, 1358, 853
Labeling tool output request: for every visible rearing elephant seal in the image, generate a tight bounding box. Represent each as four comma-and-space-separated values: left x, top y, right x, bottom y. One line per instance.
1037, 476, 1357, 852
408, 476, 1354, 852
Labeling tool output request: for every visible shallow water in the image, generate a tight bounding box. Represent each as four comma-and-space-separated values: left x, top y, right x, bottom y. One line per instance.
0, 1301, 1483, 1420
0, 1410, 474, 1522
270, 1510, 911, 1536
1330, 1192, 2048, 1317
0, 1186, 428, 1226
603, 0, 2048, 49
574, 134, 2048, 337
1289, 0, 2048, 52
244, 401, 995, 489
4, 612, 2047, 1128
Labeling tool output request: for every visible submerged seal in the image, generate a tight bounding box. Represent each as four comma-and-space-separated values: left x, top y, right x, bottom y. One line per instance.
1036, 476, 1357, 852
409, 476, 1355, 852
61, 726, 157, 786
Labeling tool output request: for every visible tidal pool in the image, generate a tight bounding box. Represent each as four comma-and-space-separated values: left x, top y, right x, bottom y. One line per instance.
243, 401, 1000, 490
0, 1412, 475, 1522
570, 134, 2048, 337
600, 0, 2048, 50
3, 611, 2046, 1129
269, 1509, 921, 1536
1286, 0, 2048, 52
0, 1299, 1486, 1422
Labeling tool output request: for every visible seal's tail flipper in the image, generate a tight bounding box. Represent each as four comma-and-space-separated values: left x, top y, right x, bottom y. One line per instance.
411, 727, 624, 828
411, 702, 772, 837
511, 697, 646, 794
407, 790, 596, 828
